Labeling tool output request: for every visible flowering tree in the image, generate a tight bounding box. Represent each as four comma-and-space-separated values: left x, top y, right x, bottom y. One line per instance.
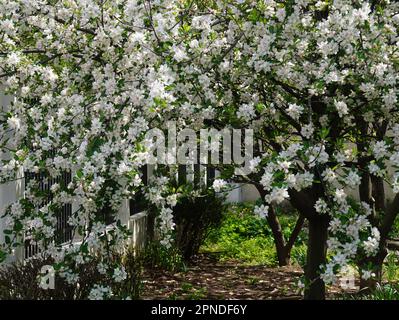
175, 0, 398, 299
0, 0, 185, 299
1, 0, 399, 300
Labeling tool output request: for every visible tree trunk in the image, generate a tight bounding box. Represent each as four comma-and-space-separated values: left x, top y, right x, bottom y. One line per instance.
146, 208, 156, 244
357, 193, 399, 292
359, 245, 387, 292
256, 186, 291, 266
371, 176, 385, 212
266, 209, 290, 266
304, 216, 329, 300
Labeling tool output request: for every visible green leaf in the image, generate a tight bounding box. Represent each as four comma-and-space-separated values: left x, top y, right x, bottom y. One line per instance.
14, 220, 23, 232
76, 169, 83, 179
319, 127, 330, 139
220, 166, 234, 179
0, 250, 6, 263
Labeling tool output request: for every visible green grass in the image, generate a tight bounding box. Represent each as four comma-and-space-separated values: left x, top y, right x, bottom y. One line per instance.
201, 203, 307, 267
168, 283, 208, 300
344, 284, 399, 300
383, 252, 399, 283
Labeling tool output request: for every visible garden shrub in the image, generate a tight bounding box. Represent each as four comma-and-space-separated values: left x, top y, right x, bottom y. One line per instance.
0, 257, 74, 300
141, 241, 186, 272
173, 188, 226, 261
0, 247, 142, 300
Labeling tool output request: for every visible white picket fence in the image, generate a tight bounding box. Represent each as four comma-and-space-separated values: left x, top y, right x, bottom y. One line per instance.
128, 211, 148, 252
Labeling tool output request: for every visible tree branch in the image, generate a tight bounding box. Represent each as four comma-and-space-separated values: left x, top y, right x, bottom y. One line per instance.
285, 214, 305, 254
381, 193, 399, 240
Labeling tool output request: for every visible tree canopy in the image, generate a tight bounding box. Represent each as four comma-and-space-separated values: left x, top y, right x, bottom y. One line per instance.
1, 0, 398, 299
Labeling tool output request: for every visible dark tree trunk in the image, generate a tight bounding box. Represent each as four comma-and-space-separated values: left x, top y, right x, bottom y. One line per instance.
357, 194, 399, 292
285, 214, 306, 260
146, 208, 156, 244
371, 176, 385, 212
266, 211, 305, 266
359, 246, 387, 292
266, 208, 290, 266
357, 175, 387, 291
288, 188, 330, 299
304, 216, 329, 300
256, 185, 304, 267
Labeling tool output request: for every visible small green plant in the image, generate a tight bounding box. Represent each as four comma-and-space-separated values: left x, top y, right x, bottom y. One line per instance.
348, 284, 399, 300
181, 282, 193, 292
180, 282, 207, 300
167, 283, 207, 300
383, 252, 399, 283
141, 241, 187, 272
291, 244, 308, 269
186, 287, 207, 300
246, 276, 260, 285
168, 293, 178, 300
388, 212, 399, 238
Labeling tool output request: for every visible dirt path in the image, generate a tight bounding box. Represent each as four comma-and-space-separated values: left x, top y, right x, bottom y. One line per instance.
141, 254, 306, 300
141, 254, 353, 300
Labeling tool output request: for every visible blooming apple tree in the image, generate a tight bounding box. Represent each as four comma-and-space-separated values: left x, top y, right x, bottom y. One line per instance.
1, 0, 399, 300
168, 0, 398, 299
0, 0, 188, 299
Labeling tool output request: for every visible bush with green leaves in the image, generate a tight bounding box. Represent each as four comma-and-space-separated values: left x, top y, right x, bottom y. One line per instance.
141, 241, 186, 273
173, 186, 226, 261
0, 248, 142, 300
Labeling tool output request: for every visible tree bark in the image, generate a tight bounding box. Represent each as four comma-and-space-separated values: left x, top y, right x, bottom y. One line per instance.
371, 176, 385, 212
289, 188, 330, 299
359, 247, 387, 292
304, 216, 329, 300
285, 214, 305, 256
358, 193, 399, 291
265, 207, 290, 266
256, 186, 304, 266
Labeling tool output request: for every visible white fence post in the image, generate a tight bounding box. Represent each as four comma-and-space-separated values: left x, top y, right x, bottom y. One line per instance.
0, 91, 12, 250
0, 90, 24, 262
118, 199, 130, 226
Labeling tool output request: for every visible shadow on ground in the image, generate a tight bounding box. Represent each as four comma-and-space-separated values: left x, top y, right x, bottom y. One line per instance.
141, 254, 305, 300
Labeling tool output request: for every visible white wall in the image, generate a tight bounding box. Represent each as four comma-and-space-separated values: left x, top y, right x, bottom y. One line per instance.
225, 183, 243, 203
241, 184, 261, 202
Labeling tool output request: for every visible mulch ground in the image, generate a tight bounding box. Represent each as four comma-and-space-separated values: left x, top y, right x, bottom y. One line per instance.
141, 254, 349, 300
